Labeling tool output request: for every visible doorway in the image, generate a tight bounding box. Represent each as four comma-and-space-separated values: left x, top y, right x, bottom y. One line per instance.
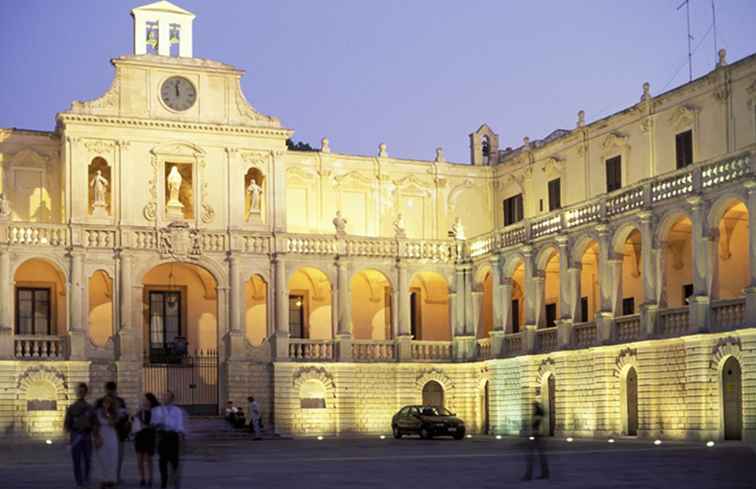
722, 357, 742, 440
422, 381, 444, 407
482, 381, 490, 434
626, 367, 638, 436
546, 375, 556, 436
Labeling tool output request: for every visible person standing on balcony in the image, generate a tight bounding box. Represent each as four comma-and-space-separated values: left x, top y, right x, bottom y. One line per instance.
64, 382, 96, 489
248, 395, 262, 440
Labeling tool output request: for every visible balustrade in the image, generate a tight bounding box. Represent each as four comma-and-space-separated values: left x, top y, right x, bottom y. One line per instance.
288, 339, 335, 361
351, 340, 396, 362
410, 340, 452, 361
84, 228, 116, 248
503, 333, 523, 357
711, 298, 745, 331
9, 224, 67, 247
572, 321, 597, 348
476, 338, 492, 360
14, 336, 66, 359
615, 314, 641, 342
535, 327, 558, 353
658, 307, 689, 337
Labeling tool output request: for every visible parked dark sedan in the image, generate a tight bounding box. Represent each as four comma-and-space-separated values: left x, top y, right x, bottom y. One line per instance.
392, 405, 466, 440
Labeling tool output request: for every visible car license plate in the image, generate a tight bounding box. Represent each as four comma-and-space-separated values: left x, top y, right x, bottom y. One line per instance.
448, 427, 456, 432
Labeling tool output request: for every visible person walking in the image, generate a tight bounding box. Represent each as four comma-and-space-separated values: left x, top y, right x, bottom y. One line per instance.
96, 382, 129, 484
247, 396, 262, 440
522, 401, 550, 481
93, 395, 123, 488
152, 391, 186, 489
64, 383, 95, 489
134, 393, 160, 487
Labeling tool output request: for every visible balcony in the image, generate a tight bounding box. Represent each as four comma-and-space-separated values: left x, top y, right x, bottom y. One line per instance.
14, 335, 67, 360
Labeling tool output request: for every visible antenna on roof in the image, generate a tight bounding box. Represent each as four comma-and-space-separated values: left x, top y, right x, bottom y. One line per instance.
677, 0, 694, 82
711, 0, 718, 65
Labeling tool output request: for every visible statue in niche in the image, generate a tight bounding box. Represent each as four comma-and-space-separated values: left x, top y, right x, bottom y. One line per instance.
247, 177, 263, 218
166, 165, 185, 220
90, 169, 109, 216
0, 192, 11, 219
450, 217, 465, 240
333, 211, 347, 238
393, 213, 407, 239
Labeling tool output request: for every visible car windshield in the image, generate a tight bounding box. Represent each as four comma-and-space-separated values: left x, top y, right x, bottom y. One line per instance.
419, 406, 452, 416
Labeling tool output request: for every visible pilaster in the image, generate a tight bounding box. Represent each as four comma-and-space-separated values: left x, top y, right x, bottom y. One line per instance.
68, 251, 86, 360
397, 261, 410, 336
745, 181, 756, 324
688, 196, 711, 332
272, 255, 289, 361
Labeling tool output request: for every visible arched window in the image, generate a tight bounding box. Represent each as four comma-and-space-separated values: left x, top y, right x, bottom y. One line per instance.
481, 135, 491, 164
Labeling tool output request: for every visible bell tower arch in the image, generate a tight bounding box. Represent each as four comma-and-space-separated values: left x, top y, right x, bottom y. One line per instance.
131, 1, 195, 57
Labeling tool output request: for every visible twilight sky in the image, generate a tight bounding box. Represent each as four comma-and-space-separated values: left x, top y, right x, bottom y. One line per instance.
1, 1, 754, 163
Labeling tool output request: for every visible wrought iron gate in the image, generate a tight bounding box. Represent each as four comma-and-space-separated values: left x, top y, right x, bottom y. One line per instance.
143, 351, 219, 415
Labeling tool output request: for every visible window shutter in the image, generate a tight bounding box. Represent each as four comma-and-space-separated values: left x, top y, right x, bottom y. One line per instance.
548, 179, 561, 211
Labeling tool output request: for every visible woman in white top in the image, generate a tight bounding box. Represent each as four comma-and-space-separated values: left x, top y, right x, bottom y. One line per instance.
93, 396, 124, 488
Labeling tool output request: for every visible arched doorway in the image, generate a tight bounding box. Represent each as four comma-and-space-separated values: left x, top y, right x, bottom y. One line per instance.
408, 272, 450, 340
14, 258, 67, 337
714, 200, 749, 299
577, 240, 600, 322
660, 215, 693, 307
422, 380, 444, 407
626, 367, 638, 436
351, 269, 392, 340
288, 267, 333, 339
543, 374, 556, 437
539, 248, 560, 328
722, 357, 742, 440
142, 262, 219, 415
481, 381, 490, 434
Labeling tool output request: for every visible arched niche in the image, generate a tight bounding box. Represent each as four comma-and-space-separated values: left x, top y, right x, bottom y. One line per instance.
88, 156, 111, 217
245, 167, 266, 223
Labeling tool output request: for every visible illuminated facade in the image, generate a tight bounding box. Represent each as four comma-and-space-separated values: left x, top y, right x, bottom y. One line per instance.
1, 1, 754, 441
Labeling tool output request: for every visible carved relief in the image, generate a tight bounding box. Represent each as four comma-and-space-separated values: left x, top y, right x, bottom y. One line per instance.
668, 105, 699, 130
601, 132, 629, 152
83, 139, 117, 156
143, 154, 159, 221
159, 221, 202, 260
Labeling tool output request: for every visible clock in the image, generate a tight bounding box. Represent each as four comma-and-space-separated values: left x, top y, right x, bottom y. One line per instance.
160, 76, 196, 111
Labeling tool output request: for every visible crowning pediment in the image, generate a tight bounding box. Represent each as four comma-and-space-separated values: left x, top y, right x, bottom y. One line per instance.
150, 141, 205, 157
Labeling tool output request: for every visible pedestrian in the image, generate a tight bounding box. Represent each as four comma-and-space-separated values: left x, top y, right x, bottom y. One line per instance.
134, 393, 160, 487
64, 382, 95, 488
247, 396, 262, 440
522, 400, 550, 481
93, 395, 123, 488
95, 381, 129, 484
151, 391, 186, 489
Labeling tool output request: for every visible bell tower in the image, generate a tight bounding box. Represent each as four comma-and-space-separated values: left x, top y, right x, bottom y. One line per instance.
131, 1, 195, 57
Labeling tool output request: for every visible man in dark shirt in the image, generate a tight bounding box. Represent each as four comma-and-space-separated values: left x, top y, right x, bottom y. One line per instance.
64, 382, 95, 488
522, 401, 550, 480
95, 381, 129, 483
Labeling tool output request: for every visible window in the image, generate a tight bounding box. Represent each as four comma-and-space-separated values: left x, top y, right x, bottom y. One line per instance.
503, 194, 524, 226
580, 297, 589, 323
675, 130, 693, 169
289, 294, 305, 338
622, 297, 635, 316
548, 178, 561, 211
606, 156, 622, 192
545, 303, 557, 328
481, 135, 490, 164
149, 291, 181, 351
15, 288, 51, 335
683, 284, 694, 303
511, 299, 520, 333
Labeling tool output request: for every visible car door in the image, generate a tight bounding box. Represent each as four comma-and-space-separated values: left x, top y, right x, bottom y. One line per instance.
408, 407, 423, 432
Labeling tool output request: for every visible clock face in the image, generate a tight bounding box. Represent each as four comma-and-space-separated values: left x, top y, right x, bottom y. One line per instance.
160, 76, 196, 111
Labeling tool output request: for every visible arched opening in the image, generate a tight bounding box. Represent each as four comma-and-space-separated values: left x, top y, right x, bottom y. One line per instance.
618, 228, 643, 316
624, 367, 639, 436
422, 380, 444, 407
288, 267, 332, 339
481, 135, 491, 164
541, 249, 560, 328
88, 270, 113, 347
577, 240, 600, 322
481, 381, 490, 434
543, 374, 556, 437
14, 259, 66, 336
511, 262, 525, 333
477, 270, 493, 339
408, 272, 450, 340
142, 261, 219, 414
244, 274, 268, 346
722, 357, 742, 440
351, 269, 392, 340
661, 215, 693, 308
715, 201, 749, 299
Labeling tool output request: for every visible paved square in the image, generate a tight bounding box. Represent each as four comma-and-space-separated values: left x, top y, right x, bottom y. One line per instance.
1, 434, 754, 489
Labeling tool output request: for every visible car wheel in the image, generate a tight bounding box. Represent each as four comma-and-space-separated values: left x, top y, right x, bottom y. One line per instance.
420, 427, 432, 440
453, 430, 465, 440
392, 425, 402, 439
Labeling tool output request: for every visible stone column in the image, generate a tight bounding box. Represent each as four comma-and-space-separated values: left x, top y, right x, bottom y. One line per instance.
68, 252, 86, 359
492, 275, 510, 357
555, 237, 573, 347
227, 255, 245, 359
272, 255, 289, 361
566, 267, 581, 321
490, 255, 502, 331
522, 246, 538, 353
0, 249, 12, 358
639, 211, 659, 337
745, 181, 756, 324
453, 264, 475, 361
395, 261, 412, 361
688, 196, 711, 332
595, 224, 616, 343
335, 259, 352, 361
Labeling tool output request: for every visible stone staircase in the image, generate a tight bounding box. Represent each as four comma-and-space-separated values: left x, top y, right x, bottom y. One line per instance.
185, 416, 274, 440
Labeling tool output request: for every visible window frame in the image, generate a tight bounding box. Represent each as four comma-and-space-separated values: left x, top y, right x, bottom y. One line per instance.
547, 178, 561, 211
503, 193, 524, 226
148, 290, 183, 350
15, 287, 52, 336
605, 155, 622, 193
675, 129, 693, 169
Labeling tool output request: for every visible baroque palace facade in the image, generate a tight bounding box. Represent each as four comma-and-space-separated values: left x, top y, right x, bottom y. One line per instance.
1, 2, 755, 441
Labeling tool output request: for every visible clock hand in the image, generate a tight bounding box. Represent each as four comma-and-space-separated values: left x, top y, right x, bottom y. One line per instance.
175, 82, 180, 98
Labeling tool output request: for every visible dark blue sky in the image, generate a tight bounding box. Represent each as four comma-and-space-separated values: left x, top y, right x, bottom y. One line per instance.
1, 1, 754, 162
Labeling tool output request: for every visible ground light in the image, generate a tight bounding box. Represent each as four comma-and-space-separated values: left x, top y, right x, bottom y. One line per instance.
496, 435, 502, 440
529, 436, 535, 441
466, 434, 472, 439
566, 437, 574, 442
379, 435, 386, 440
608, 438, 616, 444
45, 440, 52, 445
317, 436, 323, 441
706, 441, 715, 447
654, 439, 662, 446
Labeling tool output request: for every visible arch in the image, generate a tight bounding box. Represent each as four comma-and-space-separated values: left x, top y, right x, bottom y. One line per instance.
614, 226, 643, 316
88, 269, 114, 347
244, 273, 268, 346
14, 257, 68, 335
710, 197, 749, 299
537, 247, 561, 328
658, 211, 693, 308
16, 365, 69, 437
503, 252, 525, 279
288, 267, 333, 340
292, 367, 337, 435
707, 192, 747, 231
415, 368, 455, 409
721, 357, 743, 440
611, 221, 642, 256
535, 244, 560, 271
708, 337, 744, 440
351, 268, 392, 340
576, 239, 600, 322
135, 255, 227, 291
409, 271, 450, 340
422, 380, 445, 407
571, 232, 601, 265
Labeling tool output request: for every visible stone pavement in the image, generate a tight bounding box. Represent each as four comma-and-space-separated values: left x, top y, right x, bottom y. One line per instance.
0, 433, 754, 489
